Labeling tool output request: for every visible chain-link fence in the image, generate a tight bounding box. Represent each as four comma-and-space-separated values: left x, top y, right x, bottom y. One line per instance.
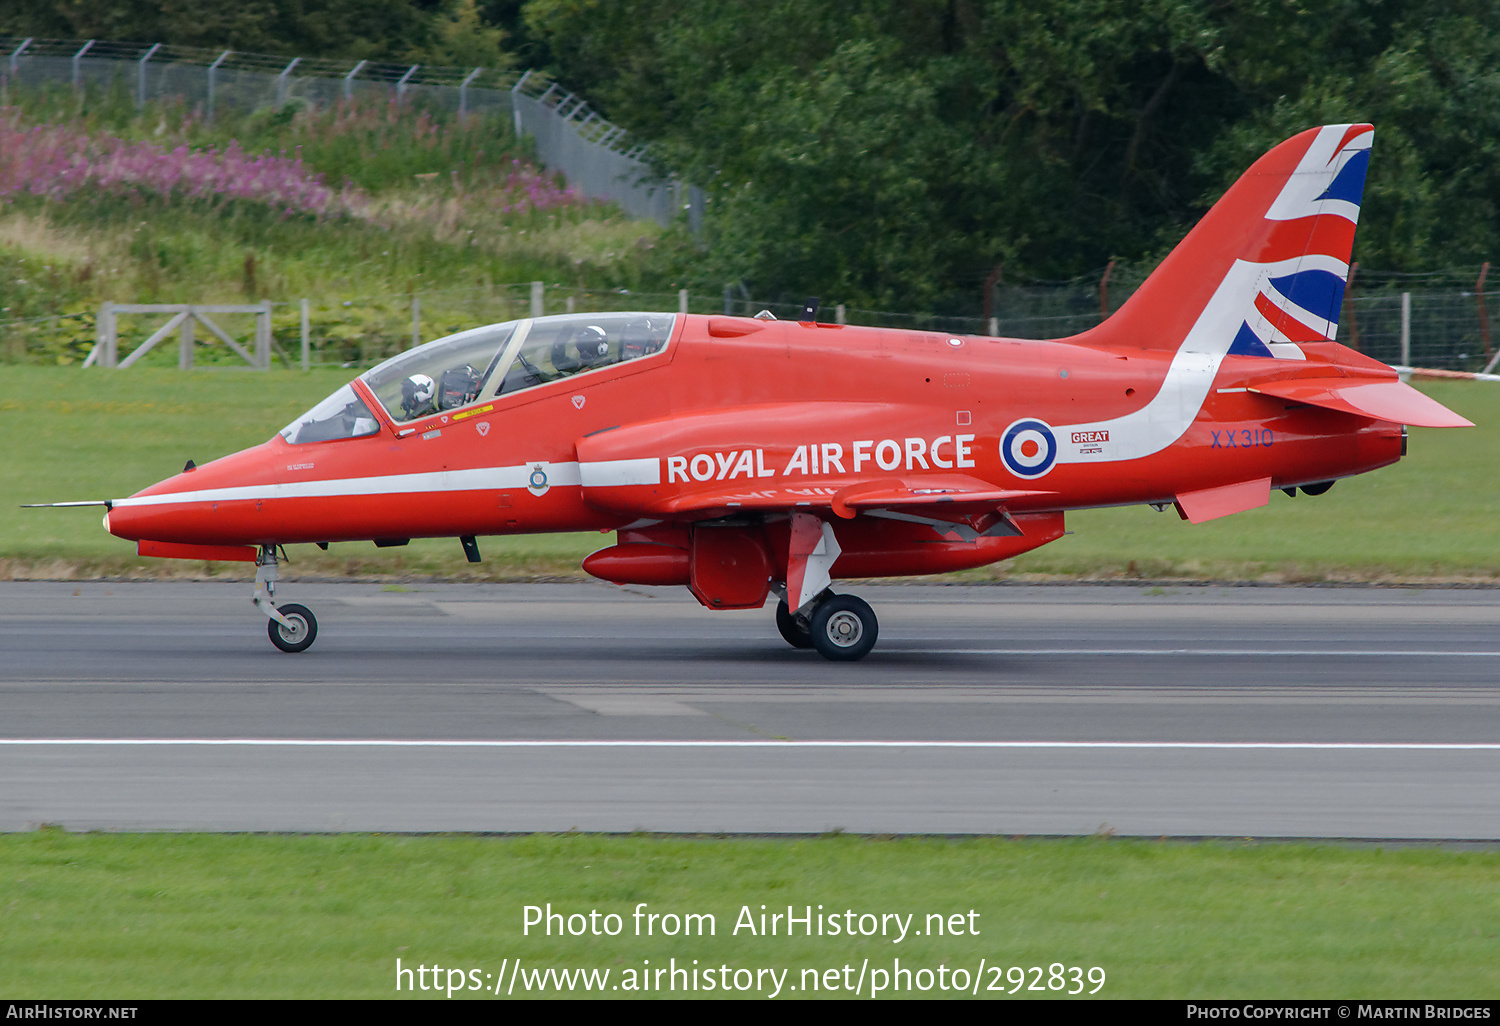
0, 35, 693, 227
0, 275, 1492, 372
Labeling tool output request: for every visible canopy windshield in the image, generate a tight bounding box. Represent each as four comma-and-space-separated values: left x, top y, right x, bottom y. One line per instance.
279, 384, 380, 445
360, 313, 675, 423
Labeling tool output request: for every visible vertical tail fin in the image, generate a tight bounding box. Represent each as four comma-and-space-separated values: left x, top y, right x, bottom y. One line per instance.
1089, 124, 1373, 359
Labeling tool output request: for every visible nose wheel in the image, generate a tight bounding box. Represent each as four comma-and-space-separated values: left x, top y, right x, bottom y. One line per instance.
254, 545, 319, 653
267, 602, 318, 653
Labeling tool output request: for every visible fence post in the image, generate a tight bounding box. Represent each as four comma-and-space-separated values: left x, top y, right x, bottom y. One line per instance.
277, 57, 300, 108
410, 295, 421, 349
136, 43, 161, 109
100, 301, 116, 368
343, 59, 366, 103
396, 64, 419, 102
530, 281, 544, 318
1477, 262, 1492, 367
1399, 292, 1411, 371
179, 308, 195, 370
678, 289, 689, 315
835, 304, 846, 325
8, 38, 30, 82
257, 300, 272, 369
988, 317, 999, 337
1343, 261, 1361, 351
72, 40, 93, 94
511, 69, 532, 140
300, 298, 310, 371
459, 67, 482, 119
207, 51, 230, 122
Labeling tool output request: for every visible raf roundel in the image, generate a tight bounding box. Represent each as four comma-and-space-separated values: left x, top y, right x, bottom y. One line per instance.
1001, 418, 1058, 479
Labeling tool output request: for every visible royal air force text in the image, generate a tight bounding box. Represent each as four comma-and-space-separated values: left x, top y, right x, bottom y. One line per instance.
666, 436, 978, 484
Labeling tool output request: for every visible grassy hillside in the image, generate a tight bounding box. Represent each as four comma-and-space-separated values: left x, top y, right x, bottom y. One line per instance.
0, 87, 682, 366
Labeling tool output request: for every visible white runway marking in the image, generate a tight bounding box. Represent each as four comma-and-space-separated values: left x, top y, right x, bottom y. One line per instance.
4, 739, 1498, 751
922, 648, 1500, 658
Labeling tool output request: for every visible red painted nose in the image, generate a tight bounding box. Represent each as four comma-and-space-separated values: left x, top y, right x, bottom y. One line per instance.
106, 440, 281, 546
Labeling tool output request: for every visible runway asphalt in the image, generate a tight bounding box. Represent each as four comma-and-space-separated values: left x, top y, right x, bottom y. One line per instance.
1, 580, 1496, 837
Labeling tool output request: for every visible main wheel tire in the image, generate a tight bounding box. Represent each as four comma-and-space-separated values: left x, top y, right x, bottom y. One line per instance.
775, 598, 815, 649
809, 594, 878, 661
268, 603, 318, 653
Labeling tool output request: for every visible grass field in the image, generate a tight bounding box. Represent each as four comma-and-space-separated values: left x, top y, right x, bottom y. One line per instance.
2, 832, 1496, 999
2, 367, 1495, 583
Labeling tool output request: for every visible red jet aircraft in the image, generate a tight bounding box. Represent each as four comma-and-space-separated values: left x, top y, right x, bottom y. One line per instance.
53, 123, 1473, 659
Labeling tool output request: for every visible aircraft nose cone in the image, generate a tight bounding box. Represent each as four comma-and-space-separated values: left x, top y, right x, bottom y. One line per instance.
106, 440, 277, 545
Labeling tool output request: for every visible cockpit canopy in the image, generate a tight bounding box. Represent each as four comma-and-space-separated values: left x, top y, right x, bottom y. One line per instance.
280, 312, 675, 444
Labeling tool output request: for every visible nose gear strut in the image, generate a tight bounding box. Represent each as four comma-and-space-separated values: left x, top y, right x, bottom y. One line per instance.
253, 544, 319, 653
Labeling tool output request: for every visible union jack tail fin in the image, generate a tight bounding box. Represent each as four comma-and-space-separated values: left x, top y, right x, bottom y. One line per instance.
1091, 124, 1372, 360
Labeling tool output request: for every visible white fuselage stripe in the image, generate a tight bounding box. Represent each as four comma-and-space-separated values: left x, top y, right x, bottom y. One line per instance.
579, 457, 661, 488
113, 459, 660, 507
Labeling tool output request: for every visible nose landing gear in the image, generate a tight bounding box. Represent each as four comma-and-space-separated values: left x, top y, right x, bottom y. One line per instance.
254, 545, 319, 653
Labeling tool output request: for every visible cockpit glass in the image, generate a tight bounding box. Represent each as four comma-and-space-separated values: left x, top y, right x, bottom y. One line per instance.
280, 314, 675, 444
279, 384, 380, 444
361, 322, 518, 423
496, 313, 674, 396
357, 313, 676, 422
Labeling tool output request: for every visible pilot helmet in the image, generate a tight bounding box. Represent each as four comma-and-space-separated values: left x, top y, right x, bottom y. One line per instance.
401, 373, 436, 415
621, 318, 663, 359
574, 324, 609, 366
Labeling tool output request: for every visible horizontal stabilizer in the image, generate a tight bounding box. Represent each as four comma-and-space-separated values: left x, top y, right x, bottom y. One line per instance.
1174, 477, 1272, 524
1249, 377, 1472, 428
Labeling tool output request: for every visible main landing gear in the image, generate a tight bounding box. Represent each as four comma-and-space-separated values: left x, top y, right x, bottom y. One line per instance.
254, 545, 318, 653
776, 591, 879, 662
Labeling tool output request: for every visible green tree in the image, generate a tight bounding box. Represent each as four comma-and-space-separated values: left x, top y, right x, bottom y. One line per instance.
523, 0, 1500, 310
0, 0, 460, 62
